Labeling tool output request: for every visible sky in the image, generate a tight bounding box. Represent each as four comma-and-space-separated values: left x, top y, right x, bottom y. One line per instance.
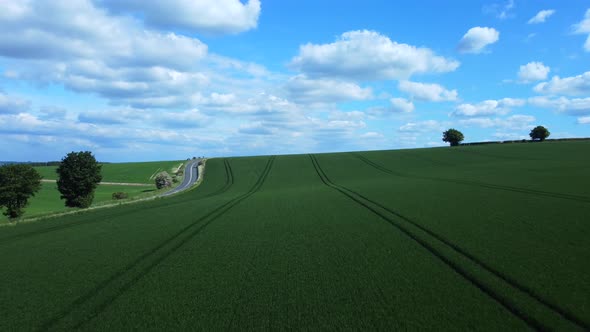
0, 0, 589, 162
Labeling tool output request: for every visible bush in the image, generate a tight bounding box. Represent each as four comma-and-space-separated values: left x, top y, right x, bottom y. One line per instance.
172, 176, 179, 184
112, 192, 128, 200
155, 172, 172, 189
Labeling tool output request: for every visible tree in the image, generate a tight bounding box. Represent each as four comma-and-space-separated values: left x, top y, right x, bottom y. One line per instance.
0, 164, 42, 219
442, 128, 464, 146
529, 125, 550, 141
56, 151, 102, 208
155, 172, 172, 189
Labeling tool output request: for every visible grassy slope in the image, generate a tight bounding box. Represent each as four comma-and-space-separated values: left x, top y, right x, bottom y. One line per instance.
34, 160, 184, 183
0, 160, 183, 223
0, 142, 588, 330
0, 183, 154, 223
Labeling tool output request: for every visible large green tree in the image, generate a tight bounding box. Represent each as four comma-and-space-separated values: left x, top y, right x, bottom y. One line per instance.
529, 125, 550, 141
442, 128, 464, 146
0, 164, 42, 219
56, 151, 102, 208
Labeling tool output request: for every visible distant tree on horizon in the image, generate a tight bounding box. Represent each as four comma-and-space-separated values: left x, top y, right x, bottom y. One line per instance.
530, 126, 550, 141
442, 128, 464, 146
56, 151, 102, 208
0, 164, 42, 220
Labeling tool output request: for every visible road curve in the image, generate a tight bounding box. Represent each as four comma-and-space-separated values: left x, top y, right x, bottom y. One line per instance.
161, 159, 201, 197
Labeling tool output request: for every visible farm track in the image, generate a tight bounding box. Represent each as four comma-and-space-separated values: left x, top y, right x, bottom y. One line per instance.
39, 156, 276, 331
310, 154, 588, 331
0, 159, 235, 246
343, 154, 590, 329
352, 153, 590, 203
203, 159, 235, 198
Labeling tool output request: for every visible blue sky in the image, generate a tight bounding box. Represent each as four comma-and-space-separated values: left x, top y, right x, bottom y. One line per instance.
0, 0, 589, 162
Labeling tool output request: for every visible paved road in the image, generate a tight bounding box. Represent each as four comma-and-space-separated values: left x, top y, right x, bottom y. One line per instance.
161, 159, 201, 197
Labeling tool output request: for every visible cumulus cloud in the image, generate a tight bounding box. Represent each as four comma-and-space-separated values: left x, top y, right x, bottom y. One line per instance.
529, 96, 590, 115
398, 120, 444, 133
0, 92, 30, 114
459, 114, 535, 130
457, 27, 500, 54
528, 10, 556, 24
97, 0, 261, 35
453, 98, 525, 117
533, 71, 590, 96
578, 116, 590, 124
283, 75, 373, 104
398, 81, 458, 102
0, 1, 208, 67
518, 61, 550, 83
573, 9, 590, 51
290, 30, 459, 80
0, 0, 222, 109
390, 98, 415, 113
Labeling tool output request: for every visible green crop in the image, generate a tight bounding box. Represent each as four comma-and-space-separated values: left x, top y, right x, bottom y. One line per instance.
1, 142, 589, 330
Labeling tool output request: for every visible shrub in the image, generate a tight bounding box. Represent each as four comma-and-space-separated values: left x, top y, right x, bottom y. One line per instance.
112, 192, 128, 200
155, 172, 172, 189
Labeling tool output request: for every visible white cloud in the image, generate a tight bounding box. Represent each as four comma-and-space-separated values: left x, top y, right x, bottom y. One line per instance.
457, 27, 500, 54
483, 0, 515, 20
0, 92, 30, 114
453, 98, 525, 117
0, 0, 281, 112
390, 98, 415, 113
573, 9, 590, 51
398, 120, 443, 133
529, 96, 590, 115
518, 61, 550, 83
290, 30, 460, 80
528, 9, 556, 24
0, 1, 208, 67
459, 114, 535, 130
398, 80, 458, 102
578, 116, 590, 124
533, 71, 590, 96
97, 0, 261, 35
359, 131, 384, 139
283, 75, 373, 104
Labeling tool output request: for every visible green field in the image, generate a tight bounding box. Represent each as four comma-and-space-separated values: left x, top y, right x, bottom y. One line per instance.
34, 160, 185, 183
0, 160, 185, 223
0, 141, 589, 330
0, 183, 156, 224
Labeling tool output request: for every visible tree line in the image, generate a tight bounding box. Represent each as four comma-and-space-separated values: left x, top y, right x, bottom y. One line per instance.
442, 125, 550, 146
0, 151, 102, 221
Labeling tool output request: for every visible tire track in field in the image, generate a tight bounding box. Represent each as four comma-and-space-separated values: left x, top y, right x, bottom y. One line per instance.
0, 159, 235, 246
325, 154, 590, 330
310, 154, 587, 331
38, 156, 275, 331
203, 158, 235, 198
352, 153, 590, 203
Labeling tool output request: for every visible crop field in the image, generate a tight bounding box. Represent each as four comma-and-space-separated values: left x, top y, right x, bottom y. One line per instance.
0, 141, 589, 330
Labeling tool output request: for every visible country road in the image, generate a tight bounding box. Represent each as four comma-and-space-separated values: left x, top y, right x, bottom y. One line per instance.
161, 159, 201, 196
